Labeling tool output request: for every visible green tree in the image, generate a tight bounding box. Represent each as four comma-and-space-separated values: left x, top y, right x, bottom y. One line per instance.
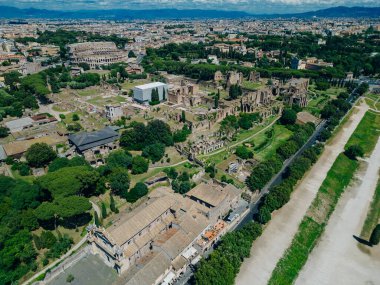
370, 224, 380, 246
142, 143, 165, 163
229, 84, 242, 100
94, 211, 101, 227
131, 156, 149, 174
220, 115, 239, 137
109, 168, 130, 198
4, 71, 22, 87
181, 110, 186, 122
280, 108, 297, 125
127, 182, 148, 203
345, 145, 364, 160
39, 231, 57, 249
101, 202, 107, 219
107, 150, 132, 169
151, 88, 159, 102
66, 274, 75, 283
257, 206, 271, 224
214, 90, 220, 109
128, 50, 136, 58
110, 195, 118, 213
0, 126, 9, 138
72, 113, 80, 121
25, 143, 57, 167
235, 145, 253, 159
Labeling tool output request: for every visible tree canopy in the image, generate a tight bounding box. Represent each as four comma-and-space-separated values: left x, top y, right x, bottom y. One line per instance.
25, 143, 57, 168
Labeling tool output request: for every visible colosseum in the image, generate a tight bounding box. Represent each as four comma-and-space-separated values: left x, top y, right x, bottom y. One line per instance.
67, 41, 128, 68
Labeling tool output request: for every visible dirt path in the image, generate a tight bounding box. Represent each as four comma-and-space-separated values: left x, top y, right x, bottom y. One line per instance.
295, 137, 380, 285
235, 103, 369, 285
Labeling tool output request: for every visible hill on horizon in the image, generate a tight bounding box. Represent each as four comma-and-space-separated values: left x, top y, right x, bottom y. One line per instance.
0, 5, 379, 20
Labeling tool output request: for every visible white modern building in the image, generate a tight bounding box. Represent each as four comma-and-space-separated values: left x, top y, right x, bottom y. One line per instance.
133, 82, 168, 104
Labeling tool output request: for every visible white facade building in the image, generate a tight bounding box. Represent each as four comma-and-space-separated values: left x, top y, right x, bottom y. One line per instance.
133, 82, 168, 104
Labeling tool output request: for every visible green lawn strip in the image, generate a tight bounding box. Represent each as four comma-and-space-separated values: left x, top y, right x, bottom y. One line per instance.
269, 218, 323, 285
269, 154, 359, 285
345, 110, 380, 155
269, 112, 380, 285
360, 176, 380, 239
255, 125, 293, 161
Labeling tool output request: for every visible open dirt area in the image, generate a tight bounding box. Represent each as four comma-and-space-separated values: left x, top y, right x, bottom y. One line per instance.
295, 137, 380, 285
235, 102, 369, 285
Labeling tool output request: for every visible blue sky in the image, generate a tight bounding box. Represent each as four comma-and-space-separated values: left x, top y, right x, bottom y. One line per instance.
1, 0, 379, 13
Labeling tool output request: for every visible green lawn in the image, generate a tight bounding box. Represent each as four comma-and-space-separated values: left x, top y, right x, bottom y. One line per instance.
241, 80, 263, 90
76, 88, 101, 97
269, 110, 380, 285
87, 95, 126, 107
120, 79, 150, 90
254, 124, 293, 161
346, 111, 380, 155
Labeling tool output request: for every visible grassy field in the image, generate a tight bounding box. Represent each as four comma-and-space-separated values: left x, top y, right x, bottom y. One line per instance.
345, 110, 380, 155
120, 79, 150, 90
360, 176, 380, 240
87, 95, 127, 107
241, 80, 263, 90
76, 88, 102, 97
254, 124, 293, 161
269, 110, 380, 285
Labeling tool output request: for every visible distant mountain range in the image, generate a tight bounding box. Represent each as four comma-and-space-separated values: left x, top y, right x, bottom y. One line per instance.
1, 6, 380, 20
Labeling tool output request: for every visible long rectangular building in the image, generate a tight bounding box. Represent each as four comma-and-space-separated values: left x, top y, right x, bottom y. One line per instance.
133, 82, 168, 104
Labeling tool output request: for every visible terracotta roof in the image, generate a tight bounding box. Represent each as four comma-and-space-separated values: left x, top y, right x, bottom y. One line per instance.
108, 197, 175, 246
186, 183, 228, 207
126, 252, 171, 285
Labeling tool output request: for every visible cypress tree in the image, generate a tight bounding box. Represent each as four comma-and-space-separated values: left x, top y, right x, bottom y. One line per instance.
215, 90, 220, 109
94, 212, 101, 227
101, 202, 107, 219
110, 195, 118, 213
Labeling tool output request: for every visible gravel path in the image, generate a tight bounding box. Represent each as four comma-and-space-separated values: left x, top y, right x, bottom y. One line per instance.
235, 103, 369, 285
295, 137, 380, 285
